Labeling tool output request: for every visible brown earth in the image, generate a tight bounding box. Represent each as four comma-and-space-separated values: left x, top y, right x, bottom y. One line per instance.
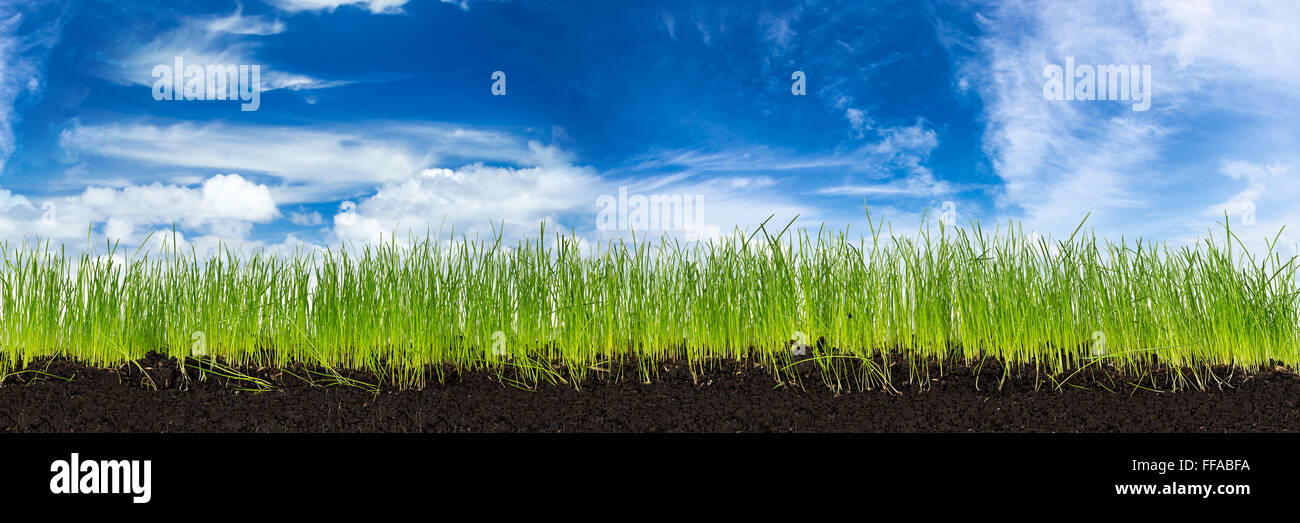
2, 352, 1297, 432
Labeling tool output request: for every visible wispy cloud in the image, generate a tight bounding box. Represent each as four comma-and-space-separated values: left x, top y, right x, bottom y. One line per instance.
287, 208, 324, 226
101, 8, 349, 93
269, 0, 488, 14
203, 8, 285, 36
660, 11, 677, 40
0, 11, 28, 174
952, 0, 1300, 244
976, 2, 1159, 236
268, 0, 412, 14
58, 120, 535, 204
1204, 159, 1300, 254
0, 1, 64, 174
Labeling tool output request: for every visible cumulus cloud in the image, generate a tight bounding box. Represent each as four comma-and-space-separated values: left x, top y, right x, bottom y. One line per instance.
0, 174, 278, 246
50, 121, 919, 254
330, 142, 602, 244
317, 139, 827, 247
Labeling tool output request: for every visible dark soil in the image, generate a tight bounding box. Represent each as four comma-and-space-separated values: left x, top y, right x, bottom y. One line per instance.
2, 352, 1298, 432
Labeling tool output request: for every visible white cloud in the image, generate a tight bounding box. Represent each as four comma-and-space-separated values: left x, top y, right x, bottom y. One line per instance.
0, 186, 32, 212
59, 121, 533, 204
661, 11, 677, 40
321, 140, 838, 247
203, 10, 285, 36
957, 0, 1300, 243
728, 176, 776, 189
612, 117, 952, 233
288, 209, 324, 226
269, 0, 412, 14
951, 6, 1117, 238
974, 2, 1161, 236
816, 171, 949, 198
331, 141, 601, 244
1203, 160, 1300, 253
620, 147, 849, 181
644, 177, 811, 243
0, 12, 25, 174
0, 187, 34, 238
867, 122, 938, 157
0, 174, 278, 245
1143, 0, 1300, 98
60, 121, 824, 247
759, 9, 799, 54
0, 4, 62, 175
115, 228, 324, 265
49, 120, 927, 252
440, 0, 471, 11
817, 121, 951, 198
1205, 160, 1287, 217
845, 108, 868, 136
103, 8, 346, 93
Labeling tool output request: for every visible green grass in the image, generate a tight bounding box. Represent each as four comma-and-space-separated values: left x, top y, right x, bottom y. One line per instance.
0, 209, 1296, 391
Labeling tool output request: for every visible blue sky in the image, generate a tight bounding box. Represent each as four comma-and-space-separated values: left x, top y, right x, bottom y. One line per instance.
0, 0, 1296, 255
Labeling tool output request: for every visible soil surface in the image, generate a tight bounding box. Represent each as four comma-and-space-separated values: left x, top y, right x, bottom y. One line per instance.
2, 353, 1298, 432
